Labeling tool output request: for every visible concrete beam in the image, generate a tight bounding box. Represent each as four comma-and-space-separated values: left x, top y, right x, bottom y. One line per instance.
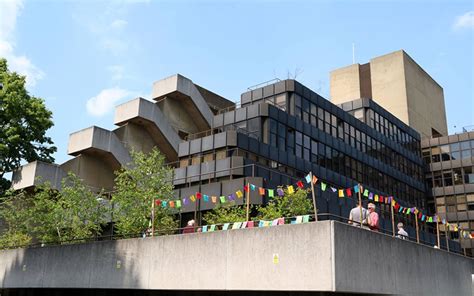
10, 161, 66, 190
114, 98, 180, 161
152, 74, 214, 131
0, 221, 472, 295
67, 126, 132, 168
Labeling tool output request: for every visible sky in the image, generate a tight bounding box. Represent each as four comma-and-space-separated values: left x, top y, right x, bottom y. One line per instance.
0, 0, 473, 165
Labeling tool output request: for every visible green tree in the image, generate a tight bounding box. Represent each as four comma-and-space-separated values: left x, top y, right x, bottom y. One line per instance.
30, 174, 107, 244
0, 190, 32, 248
203, 203, 248, 225
0, 173, 106, 248
111, 148, 177, 236
256, 188, 313, 220
0, 58, 56, 193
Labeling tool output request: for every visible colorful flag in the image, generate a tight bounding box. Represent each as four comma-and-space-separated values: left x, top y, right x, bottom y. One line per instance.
190, 195, 196, 202
176, 200, 182, 208
305, 174, 312, 183
203, 195, 209, 202
247, 221, 254, 228
277, 188, 284, 196
354, 185, 359, 193
232, 222, 240, 230
374, 194, 379, 202
196, 192, 202, 199
244, 185, 249, 192
338, 189, 344, 198
241, 221, 248, 229
363, 189, 369, 197
236, 190, 243, 198
223, 223, 230, 230
161, 200, 167, 208
228, 194, 234, 201
302, 215, 310, 223
295, 216, 303, 224
422, 215, 426, 221
202, 225, 208, 232
278, 218, 285, 225
271, 219, 279, 226
210, 225, 216, 232
220, 196, 226, 203
312, 175, 318, 184
346, 188, 352, 197
155, 199, 161, 206
379, 196, 384, 203
368, 192, 374, 200
331, 187, 337, 192
169, 201, 175, 208
183, 198, 188, 205
211, 196, 217, 203
288, 185, 295, 194
268, 189, 274, 197
296, 181, 304, 188
250, 184, 256, 191
321, 182, 327, 191
259, 187, 265, 195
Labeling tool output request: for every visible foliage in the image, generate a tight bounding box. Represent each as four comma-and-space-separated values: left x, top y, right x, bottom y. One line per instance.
256, 188, 314, 220
0, 190, 32, 248
0, 173, 107, 248
111, 148, 177, 236
30, 174, 108, 244
0, 58, 56, 193
203, 203, 248, 225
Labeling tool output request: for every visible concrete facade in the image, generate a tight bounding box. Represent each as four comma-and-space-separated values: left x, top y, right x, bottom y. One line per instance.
11, 74, 233, 192
0, 221, 472, 295
330, 50, 448, 138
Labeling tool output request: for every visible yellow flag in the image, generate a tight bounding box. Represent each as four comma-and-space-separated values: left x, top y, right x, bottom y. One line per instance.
338, 189, 344, 198
236, 190, 243, 198
287, 185, 295, 194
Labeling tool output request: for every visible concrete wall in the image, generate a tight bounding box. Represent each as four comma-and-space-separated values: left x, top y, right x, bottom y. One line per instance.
11, 161, 66, 190
1, 221, 472, 295
330, 50, 448, 138
329, 64, 362, 103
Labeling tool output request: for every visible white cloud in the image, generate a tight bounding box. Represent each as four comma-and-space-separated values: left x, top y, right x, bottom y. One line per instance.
86, 87, 132, 117
108, 65, 125, 81
110, 19, 128, 30
453, 11, 474, 30
0, 0, 44, 87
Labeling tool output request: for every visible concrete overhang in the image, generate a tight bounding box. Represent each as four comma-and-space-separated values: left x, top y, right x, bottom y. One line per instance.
114, 98, 180, 161
0, 221, 472, 295
10, 161, 66, 190
67, 126, 132, 169
151, 74, 214, 131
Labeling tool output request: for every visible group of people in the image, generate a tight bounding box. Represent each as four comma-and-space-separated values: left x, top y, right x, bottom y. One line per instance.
348, 202, 409, 239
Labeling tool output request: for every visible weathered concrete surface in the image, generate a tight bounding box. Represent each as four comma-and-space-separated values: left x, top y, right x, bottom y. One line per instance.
67, 126, 132, 167
11, 161, 66, 190
0, 221, 472, 295
114, 97, 181, 161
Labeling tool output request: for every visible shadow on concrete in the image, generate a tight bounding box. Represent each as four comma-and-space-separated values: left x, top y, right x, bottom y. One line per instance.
0, 237, 141, 293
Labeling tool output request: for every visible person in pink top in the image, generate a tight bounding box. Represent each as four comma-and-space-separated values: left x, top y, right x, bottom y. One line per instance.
366, 203, 379, 232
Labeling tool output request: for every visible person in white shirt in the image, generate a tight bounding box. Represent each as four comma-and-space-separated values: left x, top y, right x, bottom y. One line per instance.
396, 222, 408, 240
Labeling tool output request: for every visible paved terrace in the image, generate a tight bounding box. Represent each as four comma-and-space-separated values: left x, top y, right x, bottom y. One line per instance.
0, 221, 472, 296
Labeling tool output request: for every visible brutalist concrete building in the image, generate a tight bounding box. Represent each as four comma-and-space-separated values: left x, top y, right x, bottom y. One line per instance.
421, 130, 474, 254
12, 72, 448, 247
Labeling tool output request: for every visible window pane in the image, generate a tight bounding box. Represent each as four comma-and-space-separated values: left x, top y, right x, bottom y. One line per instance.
460, 141, 470, 150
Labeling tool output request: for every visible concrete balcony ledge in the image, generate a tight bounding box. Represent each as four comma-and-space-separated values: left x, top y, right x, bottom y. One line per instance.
114, 98, 181, 160
67, 126, 132, 168
0, 221, 472, 295
11, 161, 66, 190
151, 74, 214, 130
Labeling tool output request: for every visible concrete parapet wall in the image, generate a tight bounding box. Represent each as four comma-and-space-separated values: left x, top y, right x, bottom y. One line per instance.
0, 221, 472, 295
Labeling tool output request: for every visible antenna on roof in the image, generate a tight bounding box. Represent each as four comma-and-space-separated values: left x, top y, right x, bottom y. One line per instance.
352, 43, 356, 64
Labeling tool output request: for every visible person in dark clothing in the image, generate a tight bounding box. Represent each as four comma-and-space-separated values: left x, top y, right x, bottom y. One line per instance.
182, 219, 195, 234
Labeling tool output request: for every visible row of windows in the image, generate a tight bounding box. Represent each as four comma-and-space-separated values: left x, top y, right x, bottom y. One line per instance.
178, 146, 425, 208
436, 194, 474, 235
422, 140, 474, 164
267, 118, 424, 182
289, 94, 421, 157
426, 166, 474, 188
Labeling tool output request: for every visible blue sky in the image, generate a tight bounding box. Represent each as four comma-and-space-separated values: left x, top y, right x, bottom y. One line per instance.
1, 0, 473, 165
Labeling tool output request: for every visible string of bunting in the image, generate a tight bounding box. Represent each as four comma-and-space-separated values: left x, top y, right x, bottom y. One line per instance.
153, 172, 473, 239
